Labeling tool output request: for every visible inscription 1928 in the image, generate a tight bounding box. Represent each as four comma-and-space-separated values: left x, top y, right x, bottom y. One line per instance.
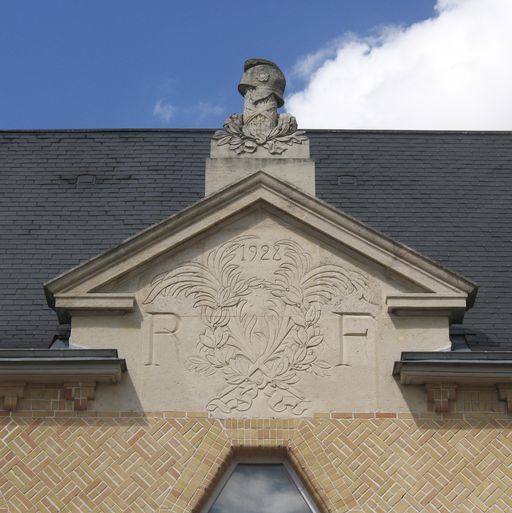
239, 242, 282, 261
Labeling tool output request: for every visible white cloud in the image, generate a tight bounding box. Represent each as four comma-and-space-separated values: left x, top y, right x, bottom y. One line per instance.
286, 0, 512, 130
152, 99, 175, 123
290, 38, 343, 78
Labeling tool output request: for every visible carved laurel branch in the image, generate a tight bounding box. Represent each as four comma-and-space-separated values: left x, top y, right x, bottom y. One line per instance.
143, 236, 371, 415
213, 113, 308, 155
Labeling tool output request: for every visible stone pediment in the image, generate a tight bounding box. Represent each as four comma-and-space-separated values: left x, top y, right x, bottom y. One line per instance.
45, 171, 475, 309
44, 172, 477, 416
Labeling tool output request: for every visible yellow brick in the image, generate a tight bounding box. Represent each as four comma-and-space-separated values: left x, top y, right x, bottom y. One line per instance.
0, 412, 509, 513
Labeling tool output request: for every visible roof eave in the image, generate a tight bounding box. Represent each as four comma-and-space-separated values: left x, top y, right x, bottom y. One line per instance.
0, 349, 126, 384
393, 351, 512, 385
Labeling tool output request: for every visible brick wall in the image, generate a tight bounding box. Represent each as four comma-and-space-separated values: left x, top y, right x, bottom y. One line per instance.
0, 410, 511, 512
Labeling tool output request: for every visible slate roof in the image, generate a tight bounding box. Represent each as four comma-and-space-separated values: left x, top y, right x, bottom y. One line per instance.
0, 129, 511, 350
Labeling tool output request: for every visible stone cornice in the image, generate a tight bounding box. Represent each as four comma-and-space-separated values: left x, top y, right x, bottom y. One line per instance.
44, 172, 477, 313
394, 351, 512, 413
393, 351, 512, 385
53, 293, 135, 323
0, 349, 126, 410
387, 294, 467, 322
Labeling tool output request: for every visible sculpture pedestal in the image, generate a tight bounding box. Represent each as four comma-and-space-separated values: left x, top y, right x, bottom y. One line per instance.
205, 156, 315, 195
206, 139, 315, 195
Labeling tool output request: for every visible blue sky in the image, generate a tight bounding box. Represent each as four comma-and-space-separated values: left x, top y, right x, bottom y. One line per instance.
0, 0, 436, 129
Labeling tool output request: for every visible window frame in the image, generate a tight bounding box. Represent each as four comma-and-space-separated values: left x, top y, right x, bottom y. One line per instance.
200, 456, 321, 513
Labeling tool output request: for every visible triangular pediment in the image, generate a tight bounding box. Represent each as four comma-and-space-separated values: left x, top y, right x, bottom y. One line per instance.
45, 171, 476, 317
44, 172, 480, 416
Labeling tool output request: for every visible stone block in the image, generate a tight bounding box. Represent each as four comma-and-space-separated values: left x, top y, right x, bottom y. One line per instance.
205, 157, 315, 195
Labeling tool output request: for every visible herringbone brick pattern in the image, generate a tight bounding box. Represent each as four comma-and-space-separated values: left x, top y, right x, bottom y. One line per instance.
0, 415, 510, 512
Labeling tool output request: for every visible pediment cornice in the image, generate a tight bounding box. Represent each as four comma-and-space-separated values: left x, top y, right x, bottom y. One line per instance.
45, 172, 477, 319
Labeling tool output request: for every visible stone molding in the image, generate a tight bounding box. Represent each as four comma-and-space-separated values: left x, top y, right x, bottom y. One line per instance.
53, 293, 135, 322
54, 293, 134, 312
386, 293, 467, 322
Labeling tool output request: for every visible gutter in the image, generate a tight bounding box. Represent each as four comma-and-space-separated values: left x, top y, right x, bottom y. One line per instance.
394, 351, 512, 382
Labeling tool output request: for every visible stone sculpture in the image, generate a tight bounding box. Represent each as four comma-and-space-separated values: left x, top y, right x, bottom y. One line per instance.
213, 58, 307, 155
143, 235, 372, 414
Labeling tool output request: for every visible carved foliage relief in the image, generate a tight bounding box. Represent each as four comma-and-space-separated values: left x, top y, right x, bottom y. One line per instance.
143, 236, 372, 415
213, 113, 308, 155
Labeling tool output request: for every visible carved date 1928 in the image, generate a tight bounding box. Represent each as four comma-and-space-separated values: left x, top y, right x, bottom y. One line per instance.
239, 242, 282, 261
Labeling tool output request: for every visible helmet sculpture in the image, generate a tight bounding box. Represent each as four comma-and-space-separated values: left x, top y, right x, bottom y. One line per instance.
213, 58, 307, 155
238, 58, 286, 107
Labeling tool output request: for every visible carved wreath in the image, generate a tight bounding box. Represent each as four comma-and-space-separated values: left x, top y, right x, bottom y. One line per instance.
212, 113, 308, 155
143, 236, 370, 415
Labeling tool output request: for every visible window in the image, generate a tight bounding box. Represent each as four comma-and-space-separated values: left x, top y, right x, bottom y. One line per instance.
204, 461, 318, 513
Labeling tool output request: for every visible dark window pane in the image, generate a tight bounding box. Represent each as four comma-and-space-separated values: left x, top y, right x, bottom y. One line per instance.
209, 463, 313, 513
